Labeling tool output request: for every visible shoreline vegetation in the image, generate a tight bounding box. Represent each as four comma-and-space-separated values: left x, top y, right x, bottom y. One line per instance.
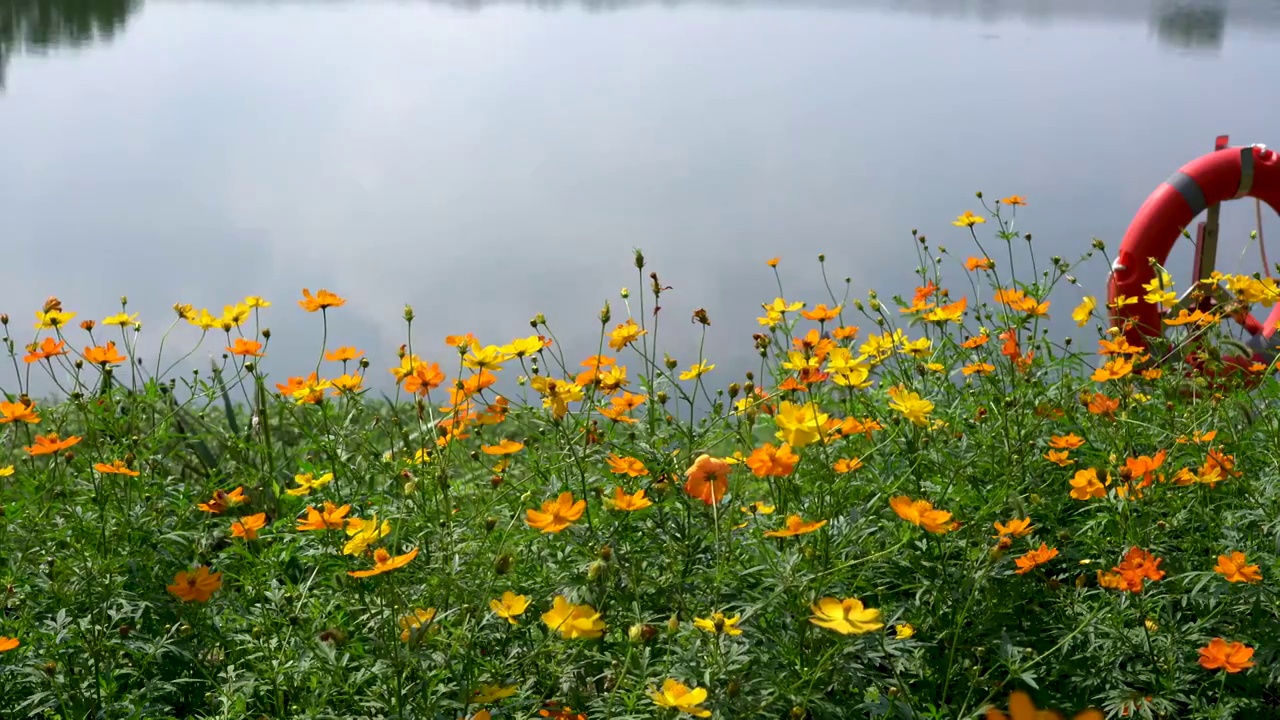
1, 197, 1278, 718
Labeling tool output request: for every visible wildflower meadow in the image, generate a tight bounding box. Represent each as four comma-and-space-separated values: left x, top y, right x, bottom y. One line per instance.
1, 197, 1279, 719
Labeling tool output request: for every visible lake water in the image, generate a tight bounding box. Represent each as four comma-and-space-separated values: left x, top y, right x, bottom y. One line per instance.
4, 0, 1280, 393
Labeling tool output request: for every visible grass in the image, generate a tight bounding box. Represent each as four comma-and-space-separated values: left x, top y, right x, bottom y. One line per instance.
1, 198, 1278, 719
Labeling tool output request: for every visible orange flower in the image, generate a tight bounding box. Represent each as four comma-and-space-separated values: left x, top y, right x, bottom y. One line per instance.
745, 443, 799, 477
1069, 468, 1106, 501
1085, 392, 1120, 417
766, 257, 780, 267
83, 341, 126, 366
1043, 449, 1073, 467
231, 512, 267, 540
832, 457, 863, 474
986, 690, 1101, 720
965, 256, 994, 271
961, 333, 990, 349
198, 487, 249, 513
603, 486, 653, 512
276, 373, 331, 404
481, 439, 525, 456
1014, 543, 1058, 574
325, 346, 365, 362
801, 304, 841, 322
1198, 638, 1255, 673
1091, 357, 1134, 382
1109, 546, 1165, 593
763, 514, 827, 538
606, 454, 649, 477
0, 636, 18, 653
24, 432, 81, 456
167, 566, 222, 602
94, 459, 139, 476
298, 288, 346, 312
1123, 450, 1167, 486
1049, 434, 1085, 450
1001, 195, 1027, 206
0, 400, 39, 424
297, 501, 351, 531
526, 492, 587, 533
1213, 551, 1262, 583
348, 547, 419, 578
23, 337, 68, 363
402, 362, 447, 396
683, 454, 730, 505
962, 362, 995, 376
993, 518, 1033, 538
889, 496, 958, 534
226, 338, 264, 357
1098, 337, 1145, 355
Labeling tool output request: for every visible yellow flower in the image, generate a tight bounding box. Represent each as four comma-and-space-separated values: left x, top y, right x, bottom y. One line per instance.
692, 612, 743, 636
502, 335, 549, 358
342, 515, 391, 555
541, 596, 605, 639
463, 345, 512, 371
399, 608, 436, 642
0, 465, 13, 477
649, 678, 712, 718
763, 297, 804, 314
895, 623, 915, 639
609, 319, 647, 350
285, 471, 334, 497
243, 295, 271, 308
886, 385, 934, 427
34, 309, 76, 329
470, 684, 517, 704
953, 211, 986, 227
809, 597, 883, 635
102, 312, 139, 327
679, 360, 715, 381
773, 400, 829, 449
489, 591, 531, 624
1072, 296, 1096, 327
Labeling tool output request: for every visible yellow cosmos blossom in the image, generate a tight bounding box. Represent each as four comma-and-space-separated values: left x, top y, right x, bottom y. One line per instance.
692, 612, 743, 636
953, 211, 986, 227
343, 515, 391, 555
887, 385, 934, 427
463, 345, 512, 371
399, 608, 436, 642
502, 335, 548, 358
679, 360, 715, 381
649, 678, 711, 718
763, 298, 804, 315
809, 597, 883, 635
1072, 296, 1096, 327
773, 401, 829, 449
608, 319, 647, 350
541, 596, 605, 639
470, 685, 517, 704
285, 471, 334, 497
102, 312, 139, 327
490, 591, 531, 624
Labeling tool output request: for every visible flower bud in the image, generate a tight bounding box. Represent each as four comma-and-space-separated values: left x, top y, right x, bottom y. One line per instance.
634, 249, 645, 270
666, 614, 679, 632
587, 560, 606, 580
403, 305, 415, 323
495, 553, 513, 575
656, 391, 668, 404
620, 287, 629, 299
485, 516, 497, 532
728, 383, 740, 399
664, 354, 677, 370
600, 301, 611, 325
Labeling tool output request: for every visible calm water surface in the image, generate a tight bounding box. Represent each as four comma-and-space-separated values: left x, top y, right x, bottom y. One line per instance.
3, 0, 1280, 391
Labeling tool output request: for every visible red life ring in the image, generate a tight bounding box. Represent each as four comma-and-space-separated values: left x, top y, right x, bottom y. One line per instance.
1108, 144, 1280, 369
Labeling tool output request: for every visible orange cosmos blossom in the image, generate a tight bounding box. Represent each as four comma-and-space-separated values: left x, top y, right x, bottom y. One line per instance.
298, 288, 346, 312
1014, 543, 1058, 574
766, 256, 780, 267
94, 459, 139, 476
167, 566, 222, 603
801, 303, 841, 322
0, 636, 18, 653
83, 342, 127, 366
684, 454, 730, 505
226, 338, 264, 357
606, 453, 648, 477
325, 346, 365, 362
348, 547, 419, 578
1198, 638, 1255, 673
231, 512, 267, 540
198, 486, 248, 513
1099, 547, 1165, 593
297, 501, 351, 531
0, 400, 39, 424
1001, 195, 1027, 206
1043, 449, 1073, 467
481, 439, 524, 456
986, 691, 1101, 720
604, 486, 653, 511
23, 337, 68, 363
1049, 434, 1085, 450
763, 515, 827, 538
24, 432, 81, 456
890, 496, 959, 534
1213, 551, 1262, 583
526, 492, 587, 533
745, 442, 799, 477
993, 518, 1033, 538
